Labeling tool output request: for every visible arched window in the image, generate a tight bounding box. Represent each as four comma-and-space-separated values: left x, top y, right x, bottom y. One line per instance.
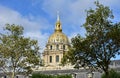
56, 44, 59, 50
50, 45, 52, 50
50, 56, 52, 63
56, 55, 59, 62
63, 45, 65, 50
57, 24, 60, 28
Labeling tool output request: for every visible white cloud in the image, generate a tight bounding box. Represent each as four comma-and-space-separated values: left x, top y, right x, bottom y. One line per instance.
42, 0, 95, 24
0, 5, 51, 32
24, 32, 49, 52
0, 0, 120, 54
42, 0, 120, 23
0, 5, 50, 52
41, 0, 120, 38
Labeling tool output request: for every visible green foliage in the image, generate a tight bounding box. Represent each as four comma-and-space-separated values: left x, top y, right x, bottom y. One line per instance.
109, 23, 120, 49
31, 73, 72, 78
57, 74, 72, 78
0, 24, 40, 78
101, 69, 120, 78
62, 1, 120, 78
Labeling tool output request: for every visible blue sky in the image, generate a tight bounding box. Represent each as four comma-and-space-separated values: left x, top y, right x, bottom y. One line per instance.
0, 0, 119, 60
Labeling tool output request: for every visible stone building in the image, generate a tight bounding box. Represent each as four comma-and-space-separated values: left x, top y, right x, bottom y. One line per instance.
42, 13, 70, 69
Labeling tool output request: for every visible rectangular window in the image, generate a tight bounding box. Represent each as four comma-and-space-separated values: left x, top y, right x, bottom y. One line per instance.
56, 55, 59, 62
63, 45, 65, 50
56, 44, 59, 50
50, 56, 52, 63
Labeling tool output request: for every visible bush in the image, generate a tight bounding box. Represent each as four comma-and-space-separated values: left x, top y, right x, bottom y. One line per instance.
57, 74, 72, 78
101, 69, 120, 78
31, 73, 72, 78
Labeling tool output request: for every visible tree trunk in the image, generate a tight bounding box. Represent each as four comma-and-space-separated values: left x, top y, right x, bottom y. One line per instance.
11, 72, 15, 78
105, 71, 109, 78
104, 66, 109, 78
11, 67, 15, 78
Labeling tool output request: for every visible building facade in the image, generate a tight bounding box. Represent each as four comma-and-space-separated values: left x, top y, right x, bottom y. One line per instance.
43, 13, 70, 68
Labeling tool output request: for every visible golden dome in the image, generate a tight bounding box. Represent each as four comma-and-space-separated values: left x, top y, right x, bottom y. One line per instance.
48, 31, 69, 44
48, 12, 69, 44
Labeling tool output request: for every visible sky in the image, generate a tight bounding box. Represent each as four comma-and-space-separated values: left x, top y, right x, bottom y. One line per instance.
0, 0, 120, 60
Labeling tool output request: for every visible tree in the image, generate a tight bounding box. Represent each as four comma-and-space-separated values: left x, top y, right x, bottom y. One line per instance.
0, 24, 40, 78
62, 1, 120, 78
101, 69, 120, 78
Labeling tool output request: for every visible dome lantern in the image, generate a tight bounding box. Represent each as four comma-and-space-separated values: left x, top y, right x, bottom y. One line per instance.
55, 11, 62, 32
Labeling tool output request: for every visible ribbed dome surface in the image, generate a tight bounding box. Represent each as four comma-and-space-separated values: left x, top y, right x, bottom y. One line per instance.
48, 31, 69, 44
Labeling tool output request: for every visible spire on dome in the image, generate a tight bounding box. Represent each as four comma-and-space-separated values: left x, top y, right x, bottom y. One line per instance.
57, 11, 60, 22
55, 11, 62, 32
